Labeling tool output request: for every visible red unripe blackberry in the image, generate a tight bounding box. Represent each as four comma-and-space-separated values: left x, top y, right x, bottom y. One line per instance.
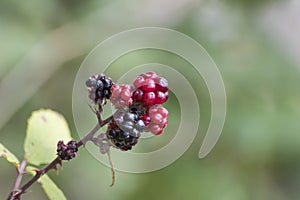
110, 84, 133, 108
132, 72, 169, 107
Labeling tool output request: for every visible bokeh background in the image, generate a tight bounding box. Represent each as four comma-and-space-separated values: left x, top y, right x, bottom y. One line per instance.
1, 0, 300, 199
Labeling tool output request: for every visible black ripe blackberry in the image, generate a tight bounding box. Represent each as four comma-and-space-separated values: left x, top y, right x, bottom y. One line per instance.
106, 109, 145, 151
57, 140, 78, 160
86, 74, 114, 105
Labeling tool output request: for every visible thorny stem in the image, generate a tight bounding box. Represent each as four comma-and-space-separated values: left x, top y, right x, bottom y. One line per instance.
18, 157, 62, 197
7, 115, 113, 200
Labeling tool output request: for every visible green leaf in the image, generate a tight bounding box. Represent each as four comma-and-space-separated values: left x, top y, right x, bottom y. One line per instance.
24, 109, 72, 166
0, 143, 19, 167
27, 166, 67, 200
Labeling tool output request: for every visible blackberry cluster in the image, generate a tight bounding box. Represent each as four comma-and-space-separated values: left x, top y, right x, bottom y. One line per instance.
57, 140, 78, 160
86, 74, 114, 105
86, 71, 169, 151
106, 109, 145, 151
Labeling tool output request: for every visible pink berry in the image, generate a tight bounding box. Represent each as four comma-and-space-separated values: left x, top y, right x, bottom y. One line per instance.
111, 85, 122, 97
144, 106, 168, 135
110, 84, 133, 108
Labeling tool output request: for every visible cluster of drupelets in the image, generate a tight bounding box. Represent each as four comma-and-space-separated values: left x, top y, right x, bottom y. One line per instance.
86, 71, 169, 151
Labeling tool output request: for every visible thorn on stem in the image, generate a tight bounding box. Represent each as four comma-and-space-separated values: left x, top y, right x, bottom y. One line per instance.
54, 166, 59, 175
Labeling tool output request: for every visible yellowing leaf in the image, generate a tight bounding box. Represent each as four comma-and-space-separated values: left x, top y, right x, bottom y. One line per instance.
24, 109, 72, 166
27, 166, 67, 200
0, 143, 19, 167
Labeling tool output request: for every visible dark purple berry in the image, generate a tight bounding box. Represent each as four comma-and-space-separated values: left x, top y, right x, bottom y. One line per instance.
57, 140, 78, 160
106, 109, 145, 151
86, 74, 114, 105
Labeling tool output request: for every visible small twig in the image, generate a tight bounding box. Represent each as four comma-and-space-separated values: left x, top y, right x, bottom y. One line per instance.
97, 104, 103, 123
7, 115, 113, 200
77, 115, 113, 147
13, 160, 27, 191
87, 104, 103, 124
76, 123, 100, 148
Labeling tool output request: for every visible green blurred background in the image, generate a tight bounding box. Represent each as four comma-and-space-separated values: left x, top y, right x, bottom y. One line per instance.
1, 0, 300, 199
